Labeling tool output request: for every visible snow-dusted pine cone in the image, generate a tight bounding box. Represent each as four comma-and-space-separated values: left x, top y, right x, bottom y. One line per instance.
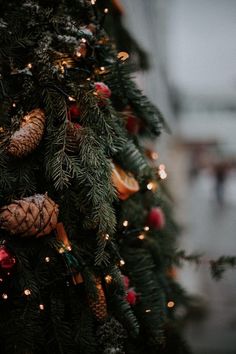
0, 194, 59, 237
89, 277, 108, 321
7, 108, 45, 157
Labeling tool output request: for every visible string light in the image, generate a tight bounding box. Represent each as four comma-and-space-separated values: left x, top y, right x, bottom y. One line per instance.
39, 304, 45, 310
147, 182, 154, 190
12, 102, 16, 107
0, 278, 3, 282
158, 164, 167, 180
45, 256, 50, 263
67, 245, 72, 251
100, 66, 105, 71
68, 96, 76, 101
145, 309, 151, 313
91, 0, 96, 4
138, 234, 145, 240
2, 293, 8, 300
143, 226, 149, 231
123, 220, 129, 227
24, 289, 31, 296
27, 63, 32, 69
104, 234, 110, 240
58, 247, 65, 254
105, 275, 112, 284
81, 38, 87, 43
119, 259, 125, 266
75, 51, 82, 58
167, 301, 175, 308
151, 151, 158, 160
104, 8, 109, 13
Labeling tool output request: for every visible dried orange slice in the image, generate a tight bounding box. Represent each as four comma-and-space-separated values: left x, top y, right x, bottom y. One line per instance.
111, 163, 140, 200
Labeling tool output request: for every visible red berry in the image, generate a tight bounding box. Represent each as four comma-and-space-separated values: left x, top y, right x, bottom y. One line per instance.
69, 103, 80, 121
126, 289, 137, 305
147, 207, 165, 230
0, 246, 16, 270
94, 82, 111, 100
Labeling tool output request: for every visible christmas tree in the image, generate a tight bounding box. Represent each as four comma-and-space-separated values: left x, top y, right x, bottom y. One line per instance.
0, 1, 191, 353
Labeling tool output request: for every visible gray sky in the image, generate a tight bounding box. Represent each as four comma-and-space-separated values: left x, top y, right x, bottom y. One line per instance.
167, 0, 236, 101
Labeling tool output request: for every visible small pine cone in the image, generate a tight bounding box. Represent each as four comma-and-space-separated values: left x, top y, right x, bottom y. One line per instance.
66, 121, 81, 152
0, 194, 59, 237
7, 108, 45, 157
89, 277, 108, 321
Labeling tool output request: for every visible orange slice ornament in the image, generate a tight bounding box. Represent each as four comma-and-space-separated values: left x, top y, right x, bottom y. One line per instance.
111, 163, 140, 200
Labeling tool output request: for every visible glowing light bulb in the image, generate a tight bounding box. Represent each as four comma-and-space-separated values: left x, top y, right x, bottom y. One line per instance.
2, 293, 8, 300
24, 289, 31, 296
104, 234, 110, 240
45, 256, 50, 263
27, 63, 32, 69
81, 38, 87, 43
100, 66, 105, 71
145, 309, 151, 313
147, 182, 153, 190
91, 0, 96, 4
104, 8, 109, 13
123, 220, 128, 227
167, 301, 175, 308
67, 245, 72, 251
59, 247, 64, 254
138, 234, 145, 240
119, 259, 125, 266
39, 304, 45, 310
105, 275, 112, 284
151, 152, 158, 160
12, 102, 16, 107
68, 96, 76, 101
0, 278, 3, 282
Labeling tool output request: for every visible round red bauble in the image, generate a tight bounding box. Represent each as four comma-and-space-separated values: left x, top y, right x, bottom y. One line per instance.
0, 246, 16, 270
123, 275, 130, 290
69, 103, 80, 121
147, 207, 165, 230
126, 289, 137, 306
94, 82, 111, 100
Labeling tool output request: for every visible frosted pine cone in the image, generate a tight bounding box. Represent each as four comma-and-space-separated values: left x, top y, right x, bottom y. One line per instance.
7, 108, 45, 157
0, 194, 59, 237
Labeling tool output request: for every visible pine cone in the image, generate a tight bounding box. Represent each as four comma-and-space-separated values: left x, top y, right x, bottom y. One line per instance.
89, 277, 108, 321
0, 194, 59, 237
7, 108, 45, 157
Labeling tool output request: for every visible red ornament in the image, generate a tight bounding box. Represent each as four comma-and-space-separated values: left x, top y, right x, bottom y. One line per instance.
94, 82, 111, 106
126, 289, 137, 306
69, 103, 80, 121
147, 207, 165, 230
123, 275, 130, 290
0, 246, 16, 270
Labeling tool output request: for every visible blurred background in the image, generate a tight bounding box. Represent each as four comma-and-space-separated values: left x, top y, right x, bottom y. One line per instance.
117, 0, 236, 353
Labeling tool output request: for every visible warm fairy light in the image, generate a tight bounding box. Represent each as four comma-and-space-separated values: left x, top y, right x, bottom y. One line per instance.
27, 63, 32, 69
86, 77, 91, 81
76, 52, 82, 57
167, 301, 175, 308
12, 102, 16, 107
104, 234, 110, 240
100, 66, 105, 71
0, 127, 4, 133
104, 8, 109, 13
159, 164, 165, 170
59, 247, 65, 254
105, 275, 112, 284
138, 234, 145, 240
120, 259, 125, 266
145, 309, 151, 313
68, 96, 76, 101
81, 38, 87, 43
159, 170, 167, 180
7, 272, 10, 276
2, 293, 8, 300
144, 226, 149, 231
123, 220, 129, 227
91, 0, 96, 4
0, 278, 3, 282
24, 289, 31, 296
151, 152, 158, 160
39, 304, 45, 310
147, 182, 154, 190
45, 256, 50, 263
67, 245, 72, 251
